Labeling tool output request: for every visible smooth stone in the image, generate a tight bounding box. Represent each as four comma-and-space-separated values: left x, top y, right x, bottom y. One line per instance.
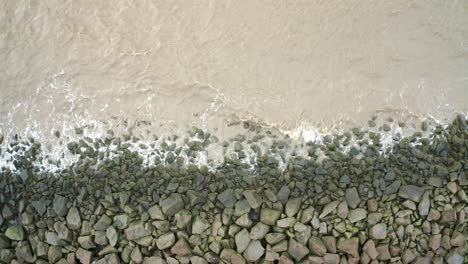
418, 191, 430, 216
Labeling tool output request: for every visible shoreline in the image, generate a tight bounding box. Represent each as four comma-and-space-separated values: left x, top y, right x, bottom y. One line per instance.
0, 115, 466, 263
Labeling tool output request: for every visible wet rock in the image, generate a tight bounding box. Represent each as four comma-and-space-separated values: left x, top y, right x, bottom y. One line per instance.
398, 185, 425, 202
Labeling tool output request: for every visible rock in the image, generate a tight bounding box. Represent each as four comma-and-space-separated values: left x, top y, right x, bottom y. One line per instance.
5, 226, 24, 241
427, 209, 441, 221
174, 210, 192, 229
94, 215, 112, 231
385, 180, 401, 195
450, 231, 465, 247
242, 190, 263, 209
337, 237, 359, 257
54, 221, 72, 241
369, 223, 387, 240
31, 200, 47, 216
367, 199, 378, 212
234, 200, 251, 216
125, 223, 151, 241
277, 217, 296, 228
113, 214, 129, 230
363, 240, 378, 260
294, 222, 311, 244
235, 229, 250, 253
106, 226, 118, 247
440, 208, 457, 223
156, 232, 175, 250
337, 201, 348, 219
192, 216, 210, 234
48, 246, 63, 263
323, 253, 340, 264
76, 248, 92, 264
220, 249, 246, 264
429, 234, 441, 251
285, 197, 301, 217
309, 237, 327, 256
131, 246, 143, 263
288, 238, 309, 261
260, 208, 281, 225
236, 213, 253, 228
418, 191, 430, 216
78, 236, 95, 249
376, 244, 391, 260
401, 249, 416, 264
427, 177, 442, 187
148, 205, 165, 220
345, 188, 361, 209
66, 207, 81, 230
15, 241, 34, 263
446, 249, 464, 264
171, 239, 191, 256
266, 233, 286, 245
143, 256, 166, 264
319, 201, 339, 219
447, 182, 458, 193
160, 193, 185, 216
348, 208, 367, 223
322, 236, 336, 254
217, 188, 236, 207
243, 240, 264, 262
277, 186, 290, 204
53, 195, 67, 216
398, 185, 425, 202
95, 253, 120, 264
250, 222, 270, 240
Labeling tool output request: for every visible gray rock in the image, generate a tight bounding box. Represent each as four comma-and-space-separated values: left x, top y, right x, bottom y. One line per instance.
446, 249, 464, 264
113, 214, 129, 230
427, 177, 442, 187
217, 188, 236, 208
337, 237, 359, 257
285, 197, 302, 217
106, 226, 118, 247
277, 186, 290, 204
66, 207, 81, 230
319, 201, 339, 219
156, 232, 175, 250
260, 208, 281, 225
192, 216, 210, 234
418, 191, 430, 216
171, 239, 191, 256
345, 188, 361, 209
384, 180, 401, 195
53, 195, 67, 216
242, 190, 263, 209
399, 185, 425, 202
143, 256, 166, 264
15, 241, 34, 263
78, 236, 95, 249
288, 238, 309, 261
234, 200, 251, 216
93, 215, 112, 231
148, 205, 165, 220
265, 233, 286, 245
235, 229, 250, 253
220, 249, 246, 264
174, 210, 192, 229
54, 221, 72, 241
308, 237, 327, 256
125, 223, 151, 241
160, 193, 185, 216
348, 208, 367, 223
248, 222, 268, 240
76, 248, 92, 264
48, 245, 63, 263
31, 200, 47, 216
369, 223, 387, 240
243, 240, 264, 262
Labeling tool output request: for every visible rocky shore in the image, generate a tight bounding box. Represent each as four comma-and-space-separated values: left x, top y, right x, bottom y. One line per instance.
0, 115, 466, 264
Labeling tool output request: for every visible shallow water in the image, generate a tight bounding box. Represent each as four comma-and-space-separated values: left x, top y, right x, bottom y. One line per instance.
1, 0, 467, 144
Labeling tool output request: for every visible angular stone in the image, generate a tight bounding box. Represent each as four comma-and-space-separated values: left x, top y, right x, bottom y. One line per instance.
288, 238, 309, 261
125, 223, 151, 241
277, 217, 296, 228
76, 248, 92, 264
398, 185, 425, 202
54, 221, 72, 241
174, 210, 192, 229
277, 186, 290, 204
319, 201, 339, 219
234, 200, 251, 217
337, 237, 359, 257
171, 239, 191, 256
322, 236, 336, 254
418, 191, 430, 216
439, 208, 457, 224
235, 213, 253, 228
242, 190, 263, 209
309, 237, 327, 256
15, 241, 34, 263
217, 189, 236, 208
192, 216, 210, 234
260, 208, 281, 225
221, 248, 246, 264
48, 246, 63, 263
345, 188, 361, 209
369, 223, 387, 240
250, 222, 270, 240
53, 195, 67, 216
148, 205, 165, 220
348, 208, 367, 223
363, 240, 378, 260
385, 180, 401, 195
131, 246, 143, 263
106, 226, 118, 247
156, 232, 175, 250
5, 226, 24, 241
78, 236, 95, 249
337, 201, 348, 219
235, 229, 250, 253
429, 234, 441, 251
31, 200, 47, 216
265, 233, 286, 245
285, 197, 301, 217
66, 207, 81, 230
243, 240, 264, 262
94, 215, 112, 231
160, 193, 185, 216
323, 253, 340, 264
113, 214, 129, 230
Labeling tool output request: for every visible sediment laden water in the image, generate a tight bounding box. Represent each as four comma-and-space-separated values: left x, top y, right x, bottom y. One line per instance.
0, 115, 466, 263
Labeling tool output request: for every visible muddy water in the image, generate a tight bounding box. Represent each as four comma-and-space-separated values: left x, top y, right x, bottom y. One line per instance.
0, 0, 467, 142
